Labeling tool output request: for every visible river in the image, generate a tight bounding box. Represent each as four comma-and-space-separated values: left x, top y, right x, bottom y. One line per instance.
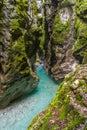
0, 65, 60, 130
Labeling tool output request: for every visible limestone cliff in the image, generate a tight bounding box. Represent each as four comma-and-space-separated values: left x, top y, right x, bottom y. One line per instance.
0, 0, 41, 108
44, 0, 78, 82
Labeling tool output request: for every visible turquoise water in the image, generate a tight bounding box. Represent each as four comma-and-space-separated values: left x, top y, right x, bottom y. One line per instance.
0, 65, 60, 130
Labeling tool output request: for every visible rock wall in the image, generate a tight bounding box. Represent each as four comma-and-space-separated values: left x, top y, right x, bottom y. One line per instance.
44, 0, 78, 82
0, 0, 41, 108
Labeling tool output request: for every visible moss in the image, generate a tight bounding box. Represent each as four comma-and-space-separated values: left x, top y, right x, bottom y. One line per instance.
60, 0, 76, 7
75, 93, 83, 105
7, 37, 30, 76
52, 14, 70, 45
75, 0, 87, 21
73, 38, 87, 63
0, 0, 41, 107
74, 17, 87, 38
3, 0, 42, 78
31, 0, 38, 18
66, 115, 85, 130
73, 2, 87, 63
28, 65, 87, 130
83, 51, 87, 64
0, 0, 3, 10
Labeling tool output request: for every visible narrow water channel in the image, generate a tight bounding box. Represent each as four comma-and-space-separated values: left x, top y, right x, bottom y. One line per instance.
0, 65, 60, 130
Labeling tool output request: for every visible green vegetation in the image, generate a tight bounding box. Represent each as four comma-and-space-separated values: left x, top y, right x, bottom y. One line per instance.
28, 65, 87, 130
0, 0, 42, 107
27, 0, 87, 129
73, 0, 87, 63
2, 0, 43, 79
52, 14, 70, 44
0, 0, 87, 129
75, 0, 87, 20
7, 38, 29, 76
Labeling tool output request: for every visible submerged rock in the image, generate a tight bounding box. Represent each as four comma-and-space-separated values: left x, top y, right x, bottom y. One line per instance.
28, 64, 87, 130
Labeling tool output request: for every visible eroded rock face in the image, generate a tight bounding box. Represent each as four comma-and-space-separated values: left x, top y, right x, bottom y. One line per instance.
0, 0, 40, 108
28, 64, 87, 130
44, 0, 78, 82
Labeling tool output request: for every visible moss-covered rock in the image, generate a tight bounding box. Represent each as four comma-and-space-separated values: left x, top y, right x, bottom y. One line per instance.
0, 0, 41, 108
52, 13, 70, 44
0, 74, 39, 108
44, 0, 77, 82
73, 0, 87, 64
28, 64, 87, 130
75, 0, 87, 21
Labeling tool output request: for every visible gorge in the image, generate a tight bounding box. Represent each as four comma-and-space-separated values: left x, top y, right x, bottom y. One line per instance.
0, 65, 59, 130
0, 0, 87, 130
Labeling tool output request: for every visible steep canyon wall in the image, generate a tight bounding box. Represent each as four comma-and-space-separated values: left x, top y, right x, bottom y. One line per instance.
44, 0, 78, 81
0, 0, 41, 108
